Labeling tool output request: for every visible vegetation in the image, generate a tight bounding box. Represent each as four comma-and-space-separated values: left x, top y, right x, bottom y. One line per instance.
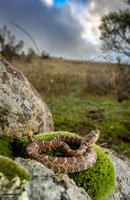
0, 25, 50, 61
0, 137, 13, 157
0, 25, 24, 60
10, 57, 130, 158
41, 50, 50, 59
99, 3, 130, 59
45, 94, 130, 158
12, 57, 130, 101
0, 156, 31, 181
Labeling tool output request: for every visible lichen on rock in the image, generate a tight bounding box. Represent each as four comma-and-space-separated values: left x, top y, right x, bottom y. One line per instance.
105, 149, 130, 200
0, 172, 29, 200
0, 59, 54, 138
15, 157, 91, 200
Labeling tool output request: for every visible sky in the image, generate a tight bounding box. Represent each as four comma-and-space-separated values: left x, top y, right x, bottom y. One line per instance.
0, 0, 128, 61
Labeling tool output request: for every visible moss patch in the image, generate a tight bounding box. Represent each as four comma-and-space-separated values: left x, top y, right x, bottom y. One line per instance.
16, 131, 115, 200
0, 137, 13, 157
0, 156, 31, 181
69, 144, 115, 200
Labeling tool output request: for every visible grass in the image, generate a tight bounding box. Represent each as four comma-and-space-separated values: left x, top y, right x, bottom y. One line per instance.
44, 94, 130, 158
10, 57, 130, 158
12, 57, 130, 100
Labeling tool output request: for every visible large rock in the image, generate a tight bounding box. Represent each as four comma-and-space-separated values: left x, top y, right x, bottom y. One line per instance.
0, 172, 29, 200
104, 149, 130, 200
15, 157, 91, 200
0, 56, 54, 138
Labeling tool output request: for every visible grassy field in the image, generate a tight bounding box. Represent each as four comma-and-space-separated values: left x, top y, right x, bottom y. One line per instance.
12, 57, 130, 157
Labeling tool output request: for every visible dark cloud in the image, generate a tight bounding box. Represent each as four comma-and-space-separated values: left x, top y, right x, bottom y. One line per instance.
0, 0, 127, 60
0, 0, 89, 58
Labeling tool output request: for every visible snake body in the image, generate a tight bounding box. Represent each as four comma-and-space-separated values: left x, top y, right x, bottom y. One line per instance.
26, 130, 100, 173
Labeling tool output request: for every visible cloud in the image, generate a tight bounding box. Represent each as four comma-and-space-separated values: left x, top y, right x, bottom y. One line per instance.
69, 1, 101, 44
40, 0, 53, 7
66, 0, 128, 60
0, 0, 128, 60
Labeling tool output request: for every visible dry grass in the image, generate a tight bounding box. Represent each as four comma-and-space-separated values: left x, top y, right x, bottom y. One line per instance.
12, 57, 114, 76
11, 57, 130, 101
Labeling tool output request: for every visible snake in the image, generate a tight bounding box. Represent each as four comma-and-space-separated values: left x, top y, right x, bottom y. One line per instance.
25, 130, 100, 173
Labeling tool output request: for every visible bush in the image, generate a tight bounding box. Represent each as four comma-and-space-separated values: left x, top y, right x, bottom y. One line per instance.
0, 25, 24, 60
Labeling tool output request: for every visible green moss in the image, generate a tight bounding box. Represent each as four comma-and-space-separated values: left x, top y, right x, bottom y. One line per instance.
69, 144, 115, 200
0, 137, 13, 157
17, 131, 115, 200
0, 156, 31, 181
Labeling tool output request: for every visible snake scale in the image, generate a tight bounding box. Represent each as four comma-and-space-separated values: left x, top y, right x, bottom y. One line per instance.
26, 130, 100, 173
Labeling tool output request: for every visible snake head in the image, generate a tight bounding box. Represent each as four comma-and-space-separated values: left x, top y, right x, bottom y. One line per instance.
84, 130, 100, 146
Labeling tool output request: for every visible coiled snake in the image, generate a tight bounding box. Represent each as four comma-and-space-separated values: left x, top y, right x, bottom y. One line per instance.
26, 130, 100, 173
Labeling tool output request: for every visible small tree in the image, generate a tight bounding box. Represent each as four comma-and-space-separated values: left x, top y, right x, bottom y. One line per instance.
41, 50, 49, 59
0, 25, 24, 60
99, 9, 130, 58
25, 47, 36, 62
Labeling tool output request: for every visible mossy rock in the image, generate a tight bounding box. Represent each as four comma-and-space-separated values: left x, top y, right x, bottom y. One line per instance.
69, 144, 115, 200
0, 156, 31, 181
16, 131, 115, 200
0, 131, 115, 199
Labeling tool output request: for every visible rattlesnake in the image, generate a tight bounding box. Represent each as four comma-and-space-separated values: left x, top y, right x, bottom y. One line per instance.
26, 130, 100, 173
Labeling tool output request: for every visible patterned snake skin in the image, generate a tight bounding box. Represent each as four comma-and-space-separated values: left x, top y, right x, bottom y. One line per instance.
26, 130, 100, 173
